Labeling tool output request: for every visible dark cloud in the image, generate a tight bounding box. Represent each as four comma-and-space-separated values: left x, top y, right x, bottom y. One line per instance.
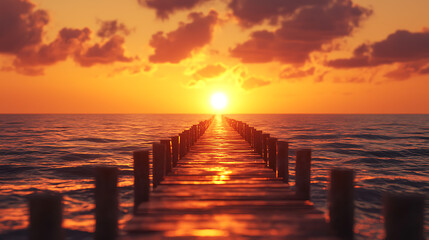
228, 0, 330, 28
75, 35, 133, 67
193, 64, 226, 80
0, 0, 49, 54
13, 28, 91, 67
230, 0, 371, 64
138, 0, 210, 19
149, 10, 218, 63
97, 20, 131, 38
241, 77, 270, 90
328, 30, 429, 68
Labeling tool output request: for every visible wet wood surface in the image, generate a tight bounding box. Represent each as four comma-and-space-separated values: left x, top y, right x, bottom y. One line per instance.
122, 117, 338, 240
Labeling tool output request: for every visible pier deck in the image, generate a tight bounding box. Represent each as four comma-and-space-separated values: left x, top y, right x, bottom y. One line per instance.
122, 116, 338, 240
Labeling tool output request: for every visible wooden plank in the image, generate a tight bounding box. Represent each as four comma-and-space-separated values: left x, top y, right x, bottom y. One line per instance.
121, 117, 338, 240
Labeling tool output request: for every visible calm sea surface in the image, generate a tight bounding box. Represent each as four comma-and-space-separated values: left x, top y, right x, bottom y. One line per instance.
0, 114, 428, 239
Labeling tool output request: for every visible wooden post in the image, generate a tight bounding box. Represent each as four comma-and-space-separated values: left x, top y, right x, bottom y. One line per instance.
152, 143, 165, 189
268, 137, 277, 171
383, 193, 425, 240
133, 150, 150, 211
295, 149, 311, 200
185, 130, 191, 152
95, 166, 118, 240
255, 130, 262, 155
160, 139, 172, 174
328, 168, 354, 239
179, 132, 185, 159
250, 127, 255, 148
277, 141, 289, 182
171, 136, 179, 167
262, 133, 270, 162
28, 191, 63, 240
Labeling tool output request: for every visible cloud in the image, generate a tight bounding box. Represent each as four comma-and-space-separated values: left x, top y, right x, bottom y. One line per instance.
149, 10, 218, 63
230, 0, 371, 65
138, 0, 210, 19
228, 0, 330, 28
97, 20, 131, 38
0, 1, 135, 75
75, 35, 133, 67
0, 0, 49, 54
241, 77, 270, 90
193, 64, 226, 80
328, 30, 429, 68
280, 67, 315, 80
13, 28, 91, 68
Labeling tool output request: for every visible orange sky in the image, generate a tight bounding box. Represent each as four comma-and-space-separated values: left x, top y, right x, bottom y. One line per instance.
0, 0, 428, 113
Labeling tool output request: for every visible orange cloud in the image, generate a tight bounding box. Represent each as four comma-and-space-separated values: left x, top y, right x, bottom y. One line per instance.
149, 10, 218, 63
328, 30, 429, 68
75, 35, 133, 67
230, 0, 371, 64
228, 0, 330, 27
193, 64, 226, 80
138, 0, 210, 19
14, 28, 91, 67
241, 77, 270, 90
97, 20, 131, 38
0, 0, 49, 54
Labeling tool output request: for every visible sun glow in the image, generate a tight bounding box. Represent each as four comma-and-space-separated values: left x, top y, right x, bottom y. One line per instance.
210, 92, 228, 110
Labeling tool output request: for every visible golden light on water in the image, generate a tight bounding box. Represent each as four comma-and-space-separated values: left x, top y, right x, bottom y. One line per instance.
211, 92, 228, 111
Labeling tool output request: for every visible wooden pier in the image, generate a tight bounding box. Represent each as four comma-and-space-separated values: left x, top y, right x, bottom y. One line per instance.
121, 116, 338, 239
26, 115, 426, 240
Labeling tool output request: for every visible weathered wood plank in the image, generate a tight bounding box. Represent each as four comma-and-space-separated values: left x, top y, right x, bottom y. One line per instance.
121, 116, 338, 240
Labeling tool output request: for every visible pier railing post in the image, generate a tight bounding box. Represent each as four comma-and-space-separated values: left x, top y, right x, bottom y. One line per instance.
262, 133, 270, 162
295, 149, 311, 200
95, 166, 118, 240
179, 132, 185, 159
268, 137, 277, 171
254, 130, 262, 154
28, 191, 63, 240
171, 136, 179, 167
152, 143, 166, 189
277, 141, 289, 182
383, 193, 425, 240
328, 168, 354, 239
133, 150, 150, 211
161, 139, 172, 174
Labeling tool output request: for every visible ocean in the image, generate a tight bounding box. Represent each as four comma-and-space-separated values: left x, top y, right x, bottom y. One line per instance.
0, 114, 428, 239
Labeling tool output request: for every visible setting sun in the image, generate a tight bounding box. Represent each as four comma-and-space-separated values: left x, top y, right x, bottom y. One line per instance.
211, 93, 228, 110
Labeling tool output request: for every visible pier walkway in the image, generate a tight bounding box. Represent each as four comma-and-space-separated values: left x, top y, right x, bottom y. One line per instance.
122, 116, 338, 240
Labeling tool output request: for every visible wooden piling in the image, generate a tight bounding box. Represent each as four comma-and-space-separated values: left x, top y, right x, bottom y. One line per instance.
383, 193, 425, 240
133, 150, 150, 211
254, 130, 263, 155
262, 133, 270, 162
152, 143, 165, 189
28, 191, 63, 240
160, 139, 172, 174
328, 168, 354, 239
179, 132, 186, 159
171, 136, 179, 167
277, 141, 289, 182
95, 166, 118, 240
295, 149, 311, 200
268, 137, 277, 171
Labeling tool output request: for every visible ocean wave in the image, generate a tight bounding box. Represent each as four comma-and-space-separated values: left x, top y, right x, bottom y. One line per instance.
292, 134, 340, 140
65, 137, 123, 143
331, 148, 429, 158
344, 158, 404, 165
320, 142, 362, 148
60, 153, 111, 161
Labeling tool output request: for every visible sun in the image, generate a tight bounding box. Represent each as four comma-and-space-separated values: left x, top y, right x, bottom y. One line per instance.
211, 92, 228, 110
